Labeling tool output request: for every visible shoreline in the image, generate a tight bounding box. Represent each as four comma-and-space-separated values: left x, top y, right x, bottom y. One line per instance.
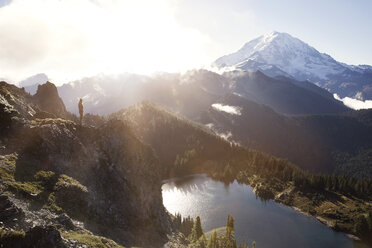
236, 174, 369, 243
288, 205, 361, 241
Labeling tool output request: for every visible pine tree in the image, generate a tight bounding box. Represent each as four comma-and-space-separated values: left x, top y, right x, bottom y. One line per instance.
207, 229, 219, 248
226, 215, 235, 237
190, 216, 204, 243
220, 215, 237, 248
355, 215, 369, 237
180, 215, 194, 237
367, 211, 372, 232
173, 213, 182, 230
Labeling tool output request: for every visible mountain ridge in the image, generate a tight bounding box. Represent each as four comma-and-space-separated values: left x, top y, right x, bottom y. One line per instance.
198, 92, 372, 177
56, 69, 350, 117
214, 31, 372, 100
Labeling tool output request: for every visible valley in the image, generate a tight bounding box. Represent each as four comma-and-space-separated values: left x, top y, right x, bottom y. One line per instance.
113, 101, 372, 245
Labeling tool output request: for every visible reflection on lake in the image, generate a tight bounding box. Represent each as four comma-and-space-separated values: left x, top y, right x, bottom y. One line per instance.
162, 174, 360, 248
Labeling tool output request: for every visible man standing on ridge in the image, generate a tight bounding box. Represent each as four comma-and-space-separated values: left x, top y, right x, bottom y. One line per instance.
78, 98, 83, 125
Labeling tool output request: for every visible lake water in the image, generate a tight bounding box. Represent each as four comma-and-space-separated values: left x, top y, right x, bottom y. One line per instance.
162, 174, 364, 248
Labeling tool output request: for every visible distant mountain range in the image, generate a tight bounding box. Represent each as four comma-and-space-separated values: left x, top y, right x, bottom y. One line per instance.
56, 70, 349, 117
214, 31, 372, 100
50, 69, 372, 178
198, 93, 372, 176
13, 31, 372, 177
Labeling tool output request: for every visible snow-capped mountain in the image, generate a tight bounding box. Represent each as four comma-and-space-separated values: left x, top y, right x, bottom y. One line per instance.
214, 31, 372, 100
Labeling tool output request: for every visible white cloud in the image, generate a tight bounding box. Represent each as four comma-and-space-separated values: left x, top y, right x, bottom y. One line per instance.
218, 131, 232, 140
212, 103, 242, 115
0, 0, 216, 85
333, 94, 372, 110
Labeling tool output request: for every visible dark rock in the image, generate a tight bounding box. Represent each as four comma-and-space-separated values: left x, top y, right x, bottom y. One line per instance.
54, 214, 75, 230
33, 111, 57, 119
0, 226, 65, 248
34, 82, 67, 118
0, 81, 35, 121
0, 195, 25, 225
25, 226, 65, 248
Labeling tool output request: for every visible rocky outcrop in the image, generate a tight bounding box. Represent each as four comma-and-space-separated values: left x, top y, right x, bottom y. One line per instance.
0, 82, 35, 134
164, 233, 189, 248
0, 81, 68, 124
0, 225, 66, 248
25, 226, 65, 248
15, 118, 171, 246
34, 82, 67, 117
0, 195, 25, 226
0, 82, 172, 247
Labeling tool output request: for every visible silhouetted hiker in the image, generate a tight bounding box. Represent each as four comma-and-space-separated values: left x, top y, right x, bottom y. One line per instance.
78, 98, 83, 125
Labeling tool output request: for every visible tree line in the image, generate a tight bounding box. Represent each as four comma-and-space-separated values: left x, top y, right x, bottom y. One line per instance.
212, 145, 372, 200
354, 210, 372, 240
173, 214, 256, 248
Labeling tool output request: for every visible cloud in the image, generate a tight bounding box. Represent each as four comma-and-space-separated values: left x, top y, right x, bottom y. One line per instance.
0, 0, 216, 85
333, 94, 372, 110
212, 103, 242, 115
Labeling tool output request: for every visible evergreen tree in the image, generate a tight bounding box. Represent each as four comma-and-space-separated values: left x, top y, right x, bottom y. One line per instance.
180, 215, 194, 237
226, 215, 235, 236
190, 216, 204, 243
173, 213, 182, 229
207, 229, 219, 248
220, 215, 237, 248
367, 211, 372, 232
355, 215, 369, 237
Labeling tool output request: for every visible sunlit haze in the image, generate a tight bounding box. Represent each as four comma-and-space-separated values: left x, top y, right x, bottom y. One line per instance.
0, 0, 217, 84
0, 0, 371, 85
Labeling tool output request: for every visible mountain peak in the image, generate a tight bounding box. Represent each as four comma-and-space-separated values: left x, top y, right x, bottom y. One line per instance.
263, 31, 291, 40
214, 31, 346, 82
215, 32, 311, 68
215, 33, 372, 100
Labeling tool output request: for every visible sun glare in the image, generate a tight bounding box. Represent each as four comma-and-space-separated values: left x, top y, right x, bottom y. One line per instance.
0, 0, 214, 84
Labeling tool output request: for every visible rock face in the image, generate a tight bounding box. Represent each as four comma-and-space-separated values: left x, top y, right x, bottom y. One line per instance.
0, 81, 68, 129
25, 226, 65, 248
0, 81, 36, 132
0, 195, 25, 225
34, 82, 67, 117
0, 225, 66, 248
0, 81, 172, 247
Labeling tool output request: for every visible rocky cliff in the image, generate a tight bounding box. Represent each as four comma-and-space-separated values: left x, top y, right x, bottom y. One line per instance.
0, 81, 171, 247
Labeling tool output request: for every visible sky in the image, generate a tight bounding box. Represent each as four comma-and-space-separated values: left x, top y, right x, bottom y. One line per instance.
0, 0, 371, 85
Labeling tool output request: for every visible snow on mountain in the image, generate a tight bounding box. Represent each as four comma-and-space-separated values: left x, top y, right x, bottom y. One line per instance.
215, 32, 344, 80
214, 32, 372, 101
